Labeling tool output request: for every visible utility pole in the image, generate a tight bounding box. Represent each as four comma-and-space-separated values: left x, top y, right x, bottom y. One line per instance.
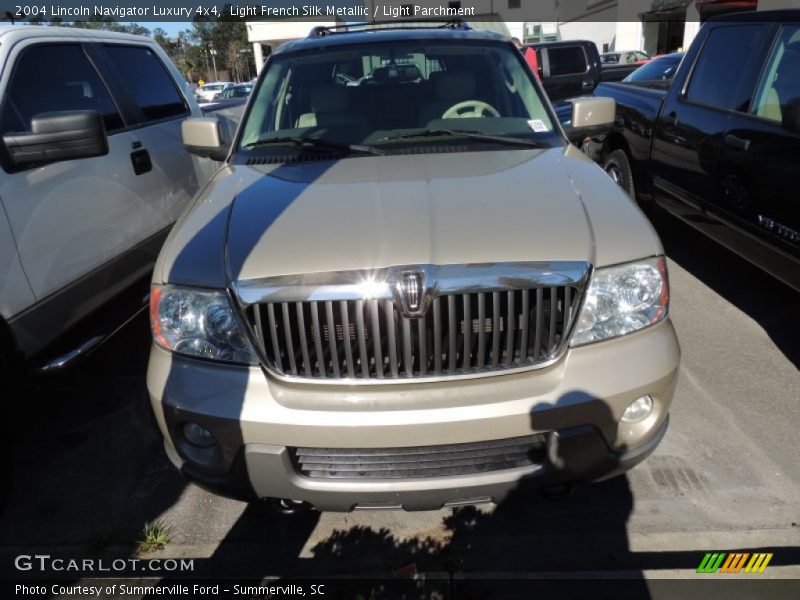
209, 47, 219, 81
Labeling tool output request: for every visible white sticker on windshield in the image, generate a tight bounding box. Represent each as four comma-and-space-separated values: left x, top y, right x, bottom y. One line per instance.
528, 119, 550, 133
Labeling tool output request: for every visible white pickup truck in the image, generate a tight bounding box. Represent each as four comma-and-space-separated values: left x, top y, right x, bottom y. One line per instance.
0, 25, 224, 372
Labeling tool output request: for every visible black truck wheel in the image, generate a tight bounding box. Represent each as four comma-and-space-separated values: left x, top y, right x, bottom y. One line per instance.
604, 149, 636, 200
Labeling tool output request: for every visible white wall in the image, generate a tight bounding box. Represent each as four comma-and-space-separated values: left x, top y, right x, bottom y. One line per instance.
505, 21, 525, 42
615, 21, 644, 51
682, 1, 701, 52
558, 21, 617, 52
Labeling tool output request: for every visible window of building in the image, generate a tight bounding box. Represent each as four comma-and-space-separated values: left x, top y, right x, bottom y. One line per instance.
508, 0, 521, 9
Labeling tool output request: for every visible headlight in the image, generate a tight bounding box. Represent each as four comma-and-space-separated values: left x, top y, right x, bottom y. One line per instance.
150, 285, 258, 364
571, 257, 668, 346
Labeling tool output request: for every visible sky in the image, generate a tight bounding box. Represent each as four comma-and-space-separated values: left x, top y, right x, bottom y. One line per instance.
148, 22, 193, 38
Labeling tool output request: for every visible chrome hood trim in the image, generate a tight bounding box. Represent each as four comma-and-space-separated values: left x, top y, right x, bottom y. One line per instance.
233, 261, 590, 305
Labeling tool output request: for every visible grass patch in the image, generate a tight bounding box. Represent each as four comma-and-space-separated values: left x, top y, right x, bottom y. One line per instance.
136, 520, 172, 555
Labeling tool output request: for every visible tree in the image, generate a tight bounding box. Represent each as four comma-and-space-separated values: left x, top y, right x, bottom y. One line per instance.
189, 6, 249, 81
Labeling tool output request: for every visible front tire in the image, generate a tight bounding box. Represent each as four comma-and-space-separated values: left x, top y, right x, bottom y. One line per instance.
604, 149, 636, 200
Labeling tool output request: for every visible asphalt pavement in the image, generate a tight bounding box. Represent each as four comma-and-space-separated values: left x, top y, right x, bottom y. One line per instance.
1, 208, 799, 585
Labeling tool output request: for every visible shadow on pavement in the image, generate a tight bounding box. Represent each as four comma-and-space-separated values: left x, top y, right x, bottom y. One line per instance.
650, 207, 800, 369
3, 313, 800, 599
194, 393, 651, 599
1, 314, 188, 558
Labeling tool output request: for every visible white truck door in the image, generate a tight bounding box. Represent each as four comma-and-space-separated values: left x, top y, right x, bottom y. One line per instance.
99, 44, 200, 227
0, 42, 172, 302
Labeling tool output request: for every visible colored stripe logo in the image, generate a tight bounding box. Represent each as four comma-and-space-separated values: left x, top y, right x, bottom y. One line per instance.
697, 552, 773, 574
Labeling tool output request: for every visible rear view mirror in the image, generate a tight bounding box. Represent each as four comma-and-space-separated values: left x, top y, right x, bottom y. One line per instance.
2, 110, 107, 167
565, 97, 615, 144
182, 117, 229, 161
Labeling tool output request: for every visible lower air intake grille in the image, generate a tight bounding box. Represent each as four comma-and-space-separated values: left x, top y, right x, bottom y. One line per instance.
290, 435, 548, 479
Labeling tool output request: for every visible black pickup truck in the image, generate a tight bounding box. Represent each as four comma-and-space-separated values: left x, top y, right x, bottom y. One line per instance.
594, 10, 800, 292
525, 40, 601, 104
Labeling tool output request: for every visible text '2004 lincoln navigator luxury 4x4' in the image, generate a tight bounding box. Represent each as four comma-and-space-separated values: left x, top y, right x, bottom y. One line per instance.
147, 23, 680, 511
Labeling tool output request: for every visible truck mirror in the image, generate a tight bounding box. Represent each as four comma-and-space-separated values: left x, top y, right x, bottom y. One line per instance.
2, 110, 107, 167
182, 117, 229, 161
565, 97, 615, 145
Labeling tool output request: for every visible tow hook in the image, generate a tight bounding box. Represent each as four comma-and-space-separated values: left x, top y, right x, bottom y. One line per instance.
269, 498, 311, 515
537, 483, 574, 500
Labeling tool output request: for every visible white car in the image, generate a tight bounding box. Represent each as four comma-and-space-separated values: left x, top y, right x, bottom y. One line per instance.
0, 26, 213, 371
600, 50, 650, 65
196, 81, 234, 103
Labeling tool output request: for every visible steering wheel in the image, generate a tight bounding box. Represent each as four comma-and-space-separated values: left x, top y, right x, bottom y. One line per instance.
442, 100, 500, 119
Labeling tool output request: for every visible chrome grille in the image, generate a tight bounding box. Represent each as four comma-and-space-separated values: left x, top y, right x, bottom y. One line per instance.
241, 267, 585, 382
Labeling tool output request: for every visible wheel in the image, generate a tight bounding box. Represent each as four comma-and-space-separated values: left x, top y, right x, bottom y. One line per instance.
604, 149, 636, 200
0, 352, 14, 514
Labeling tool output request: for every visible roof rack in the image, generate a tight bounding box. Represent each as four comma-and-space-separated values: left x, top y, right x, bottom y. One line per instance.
308, 19, 471, 38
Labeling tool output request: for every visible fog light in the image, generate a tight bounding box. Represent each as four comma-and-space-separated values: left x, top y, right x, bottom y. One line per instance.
621, 395, 654, 423
183, 422, 217, 448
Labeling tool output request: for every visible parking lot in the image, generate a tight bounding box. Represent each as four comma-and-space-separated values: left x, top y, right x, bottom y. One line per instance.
1, 208, 798, 583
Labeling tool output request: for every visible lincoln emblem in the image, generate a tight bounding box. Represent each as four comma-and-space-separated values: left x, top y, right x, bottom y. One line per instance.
400, 272, 423, 314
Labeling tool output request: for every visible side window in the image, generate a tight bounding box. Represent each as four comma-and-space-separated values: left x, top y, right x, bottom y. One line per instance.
0, 44, 123, 135
547, 46, 587, 76
103, 45, 188, 122
685, 25, 764, 112
751, 26, 800, 128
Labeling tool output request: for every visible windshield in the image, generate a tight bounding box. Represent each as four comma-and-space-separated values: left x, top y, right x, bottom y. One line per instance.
624, 54, 683, 82
222, 85, 251, 98
600, 53, 620, 64
203, 84, 224, 91
239, 39, 561, 155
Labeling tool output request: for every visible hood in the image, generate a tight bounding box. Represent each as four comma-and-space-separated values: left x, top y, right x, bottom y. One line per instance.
158, 147, 662, 287
227, 148, 599, 284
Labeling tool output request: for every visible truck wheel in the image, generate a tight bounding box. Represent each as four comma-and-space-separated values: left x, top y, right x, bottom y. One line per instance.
0, 329, 18, 514
604, 149, 636, 200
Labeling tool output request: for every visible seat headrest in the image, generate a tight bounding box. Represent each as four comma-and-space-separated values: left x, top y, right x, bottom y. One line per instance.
777, 44, 800, 86
434, 71, 477, 101
310, 86, 349, 113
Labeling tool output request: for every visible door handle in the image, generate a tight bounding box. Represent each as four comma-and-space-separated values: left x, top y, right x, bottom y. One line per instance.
581, 79, 593, 90
130, 148, 152, 176
663, 112, 678, 127
724, 133, 750, 151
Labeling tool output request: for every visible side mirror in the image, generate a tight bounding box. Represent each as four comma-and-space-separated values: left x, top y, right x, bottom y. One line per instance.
182, 117, 229, 161
782, 98, 800, 135
2, 110, 107, 167
565, 97, 615, 145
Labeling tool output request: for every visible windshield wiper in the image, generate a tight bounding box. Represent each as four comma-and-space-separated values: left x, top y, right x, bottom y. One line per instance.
243, 136, 385, 156
380, 129, 550, 148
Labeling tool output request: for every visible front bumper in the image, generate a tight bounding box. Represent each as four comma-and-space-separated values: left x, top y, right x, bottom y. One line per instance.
147, 319, 679, 511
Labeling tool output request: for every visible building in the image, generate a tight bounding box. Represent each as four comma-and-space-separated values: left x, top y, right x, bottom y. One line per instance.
246, 0, 533, 74
555, 0, 766, 57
